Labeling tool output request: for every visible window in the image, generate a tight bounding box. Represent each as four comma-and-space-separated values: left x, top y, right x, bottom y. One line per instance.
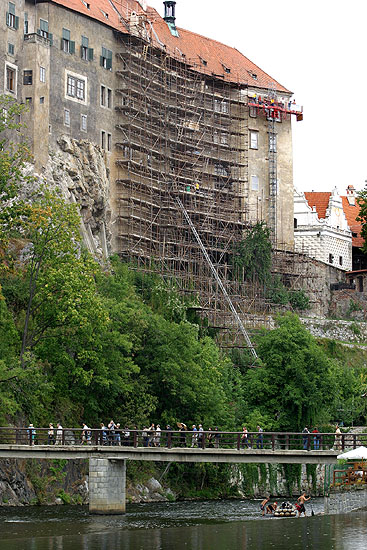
329, 253, 334, 264
40, 96, 44, 104
100, 47, 112, 69
81, 36, 93, 61
251, 175, 259, 191
250, 131, 258, 149
249, 106, 257, 118
23, 70, 33, 85
294, 218, 298, 229
62, 28, 75, 54
101, 130, 106, 149
214, 99, 229, 114
40, 67, 46, 83
24, 12, 28, 34
6, 2, 19, 30
37, 19, 53, 43
67, 75, 85, 100
64, 109, 70, 126
25, 97, 32, 105
269, 133, 277, 153
101, 85, 112, 108
107, 133, 112, 152
100, 85, 106, 106
214, 164, 229, 177
8, 43, 14, 55
339, 256, 343, 266
6, 65, 16, 93
81, 114, 87, 131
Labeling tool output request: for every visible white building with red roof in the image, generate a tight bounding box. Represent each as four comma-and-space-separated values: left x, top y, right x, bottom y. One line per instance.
294, 185, 364, 272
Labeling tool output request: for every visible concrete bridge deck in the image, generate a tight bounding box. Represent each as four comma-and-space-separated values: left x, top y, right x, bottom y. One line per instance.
0, 444, 339, 464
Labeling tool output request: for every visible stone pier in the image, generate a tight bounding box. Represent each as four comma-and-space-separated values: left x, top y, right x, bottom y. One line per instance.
324, 487, 367, 515
89, 458, 126, 514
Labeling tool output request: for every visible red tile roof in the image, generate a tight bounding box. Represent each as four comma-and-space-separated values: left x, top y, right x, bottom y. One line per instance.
50, 0, 291, 93
304, 192, 363, 248
304, 192, 331, 220
341, 196, 364, 248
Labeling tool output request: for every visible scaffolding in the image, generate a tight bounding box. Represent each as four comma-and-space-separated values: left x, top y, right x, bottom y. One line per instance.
113, 28, 308, 348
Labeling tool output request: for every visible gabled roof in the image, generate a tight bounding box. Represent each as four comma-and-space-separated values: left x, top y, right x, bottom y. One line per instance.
341, 197, 364, 248
304, 192, 331, 220
49, 0, 291, 93
304, 191, 363, 248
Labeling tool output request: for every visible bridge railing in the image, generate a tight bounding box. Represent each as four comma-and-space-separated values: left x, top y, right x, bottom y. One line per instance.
0, 427, 364, 452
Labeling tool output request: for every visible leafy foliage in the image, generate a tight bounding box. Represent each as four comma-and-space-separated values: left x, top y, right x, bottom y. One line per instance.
244, 313, 338, 430
232, 222, 272, 283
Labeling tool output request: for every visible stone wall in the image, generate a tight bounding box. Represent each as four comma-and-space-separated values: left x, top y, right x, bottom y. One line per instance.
300, 317, 367, 343
324, 487, 367, 514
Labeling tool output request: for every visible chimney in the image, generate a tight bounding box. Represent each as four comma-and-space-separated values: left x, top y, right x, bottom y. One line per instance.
346, 185, 356, 206
164, 1, 176, 24
163, 1, 179, 36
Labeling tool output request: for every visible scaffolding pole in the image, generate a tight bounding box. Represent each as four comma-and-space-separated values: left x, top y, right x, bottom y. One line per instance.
175, 196, 258, 359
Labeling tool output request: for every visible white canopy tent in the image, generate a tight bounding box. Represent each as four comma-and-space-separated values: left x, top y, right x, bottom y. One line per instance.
337, 446, 367, 460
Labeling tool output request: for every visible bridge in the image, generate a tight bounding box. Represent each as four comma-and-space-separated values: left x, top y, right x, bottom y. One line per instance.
0, 427, 359, 514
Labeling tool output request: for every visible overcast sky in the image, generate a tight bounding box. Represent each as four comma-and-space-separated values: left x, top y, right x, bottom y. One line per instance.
147, 0, 367, 195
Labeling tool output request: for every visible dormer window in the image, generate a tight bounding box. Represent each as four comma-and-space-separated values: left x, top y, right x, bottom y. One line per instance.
100, 10, 109, 19
199, 57, 207, 66
248, 70, 257, 80
222, 64, 231, 74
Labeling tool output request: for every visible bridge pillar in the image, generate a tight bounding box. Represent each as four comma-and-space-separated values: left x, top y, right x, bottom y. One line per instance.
89, 458, 126, 514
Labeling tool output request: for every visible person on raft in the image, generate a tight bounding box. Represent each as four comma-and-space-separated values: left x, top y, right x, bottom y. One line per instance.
296, 493, 311, 517
260, 496, 270, 516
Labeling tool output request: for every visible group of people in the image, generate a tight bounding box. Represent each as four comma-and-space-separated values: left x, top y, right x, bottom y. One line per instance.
261, 493, 311, 518
302, 426, 321, 450
241, 426, 264, 449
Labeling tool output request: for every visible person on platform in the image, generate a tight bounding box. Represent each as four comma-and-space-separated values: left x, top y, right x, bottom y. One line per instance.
296, 493, 310, 517
260, 496, 270, 516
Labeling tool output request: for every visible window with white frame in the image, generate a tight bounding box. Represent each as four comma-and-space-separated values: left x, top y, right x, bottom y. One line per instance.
5, 63, 17, 94
64, 109, 70, 126
40, 67, 46, 83
250, 131, 258, 149
66, 72, 87, 103
81, 114, 87, 132
251, 175, 259, 191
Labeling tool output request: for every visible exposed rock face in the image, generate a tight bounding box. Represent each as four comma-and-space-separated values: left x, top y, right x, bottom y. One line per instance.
25, 136, 112, 260
0, 460, 35, 506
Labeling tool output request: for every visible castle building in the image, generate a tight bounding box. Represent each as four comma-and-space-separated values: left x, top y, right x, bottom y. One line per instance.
1, 0, 304, 343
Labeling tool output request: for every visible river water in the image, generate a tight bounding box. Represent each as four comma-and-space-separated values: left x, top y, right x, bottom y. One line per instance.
1, 499, 366, 550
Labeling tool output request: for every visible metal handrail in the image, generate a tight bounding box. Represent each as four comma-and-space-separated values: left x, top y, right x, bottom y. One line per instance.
0, 427, 362, 451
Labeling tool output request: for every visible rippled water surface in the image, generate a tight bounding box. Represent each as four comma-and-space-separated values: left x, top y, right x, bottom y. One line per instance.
1, 499, 367, 550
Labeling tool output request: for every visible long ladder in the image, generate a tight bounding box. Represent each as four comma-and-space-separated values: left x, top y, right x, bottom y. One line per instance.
175, 196, 258, 359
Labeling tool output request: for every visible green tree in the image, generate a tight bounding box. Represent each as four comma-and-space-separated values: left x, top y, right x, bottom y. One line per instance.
0, 95, 32, 271
232, 222, 272, 283
245, 313, 337, 430
357, 189, 367, 252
